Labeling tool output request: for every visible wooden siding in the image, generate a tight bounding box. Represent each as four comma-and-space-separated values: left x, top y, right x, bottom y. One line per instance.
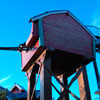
42, 13, 93, 57
21, 21, 39, 70
26, 21, 39, 46
21, 50, 37, 70
11, 86, 21, 93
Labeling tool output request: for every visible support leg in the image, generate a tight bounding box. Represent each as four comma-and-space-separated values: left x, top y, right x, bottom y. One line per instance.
27, 67, 36, 100
40, 57, 52, 100
93, 60, 100, 85
78, 65, 91, 100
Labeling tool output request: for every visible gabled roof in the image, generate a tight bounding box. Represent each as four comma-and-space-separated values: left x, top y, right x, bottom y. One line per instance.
29, 10, 96, 39
0, 85, 27, 99
10, 83, 26, 92
29, 10, 68, 22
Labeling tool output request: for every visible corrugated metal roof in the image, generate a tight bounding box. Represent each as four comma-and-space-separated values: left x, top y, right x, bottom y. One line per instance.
29, 10, 96, 39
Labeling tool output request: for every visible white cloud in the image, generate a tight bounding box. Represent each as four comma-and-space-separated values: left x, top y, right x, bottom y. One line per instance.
0, 75, 11, 84
92, 15, 100, 27
91, 1, 100, 27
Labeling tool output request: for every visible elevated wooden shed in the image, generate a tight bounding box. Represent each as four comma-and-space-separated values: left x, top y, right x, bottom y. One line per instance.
20, 10, 96, 100
21, 10, 95, 77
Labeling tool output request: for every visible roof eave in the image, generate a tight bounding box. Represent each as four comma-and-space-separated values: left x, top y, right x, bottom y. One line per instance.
68, 11, 96, 40
29, 10, 68, 22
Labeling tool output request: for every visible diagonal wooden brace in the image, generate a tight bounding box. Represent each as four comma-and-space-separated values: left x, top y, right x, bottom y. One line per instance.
31, 49, 47, 100
68, 65, 85, 88
31, 62, 42, 100
58, 65, 85, 100
44, 65, 80, 100
59, 74, 69, 100
26, 49, 47, 100
26, 64, 36, 100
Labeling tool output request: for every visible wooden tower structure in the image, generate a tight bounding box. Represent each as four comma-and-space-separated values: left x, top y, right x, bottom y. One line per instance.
20, 10, 96, 100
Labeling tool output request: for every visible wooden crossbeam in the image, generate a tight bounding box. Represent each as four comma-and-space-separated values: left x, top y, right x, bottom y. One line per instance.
51, 83, 61, 95
26, 49, 47, 100
57, 89, 68, 100
44, 65, 80, 100
68, 65, 85, 88
31, 63, 42, 100
27, 65, 36, 100
59, 74, 69, 100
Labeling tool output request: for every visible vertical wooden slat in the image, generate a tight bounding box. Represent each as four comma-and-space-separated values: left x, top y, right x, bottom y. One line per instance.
78, 65, 91, 100
40, 56, 52, 100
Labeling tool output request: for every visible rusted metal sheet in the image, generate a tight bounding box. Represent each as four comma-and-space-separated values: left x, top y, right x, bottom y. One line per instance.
42, 13, 93, 58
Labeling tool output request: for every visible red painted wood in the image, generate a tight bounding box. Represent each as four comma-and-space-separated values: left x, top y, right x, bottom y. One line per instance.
21, 13, 94, 72
42, 13, 93, 58
21, 21, 39, 71
11, 86, 23, 93
21, 49, 37, 70
26, 21, 39, 46
21, 46, 46, 71
21, 40, 39, 69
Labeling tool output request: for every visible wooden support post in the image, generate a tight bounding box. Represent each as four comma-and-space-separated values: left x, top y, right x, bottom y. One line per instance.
93, 59, 100, 84
45, 65, 80, 99
40, 56, 52, 100
63, 74, 69, 100
59, 74, 69, 100
27, 66, 36, 100
78, 65, 91, 100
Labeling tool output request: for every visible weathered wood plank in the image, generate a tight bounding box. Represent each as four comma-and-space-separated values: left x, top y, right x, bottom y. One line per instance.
27, 66, 36, 100
40, 56, 52, 100
78, 65, 91, 100
59, 74, 69, 100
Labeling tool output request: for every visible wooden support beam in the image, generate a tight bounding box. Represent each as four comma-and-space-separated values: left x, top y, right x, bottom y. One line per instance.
63, 74, 69, 100
27, 65, 36, 100
59, 74, 69, 100
78, 65, 91, 100
40, 56, 52, 100
93, 60, 100, 84
31, 63, 42, 100
44, 65, 80, 99
51, 83, 61, 95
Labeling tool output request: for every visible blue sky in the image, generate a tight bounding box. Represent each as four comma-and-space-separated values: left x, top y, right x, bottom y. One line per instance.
0, 0, 100, 99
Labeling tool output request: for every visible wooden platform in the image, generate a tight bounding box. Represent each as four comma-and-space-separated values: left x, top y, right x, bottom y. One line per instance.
22, 47, 94, 77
